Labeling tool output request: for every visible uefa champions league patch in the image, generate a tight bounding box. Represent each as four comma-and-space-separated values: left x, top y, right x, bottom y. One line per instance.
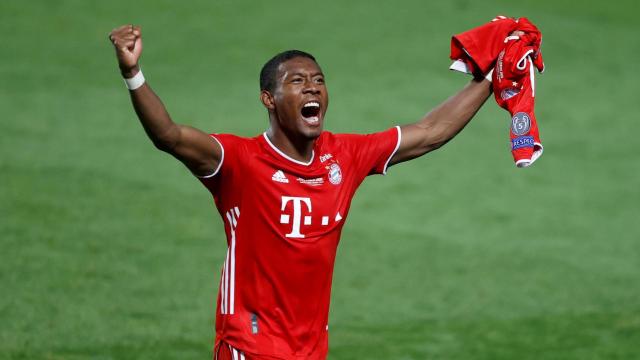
327, 163, 342, 185
511, 112, 531, 136
511, 136, 534, 150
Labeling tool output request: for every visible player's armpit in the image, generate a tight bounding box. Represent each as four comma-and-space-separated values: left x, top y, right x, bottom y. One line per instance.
170, 125, 222, 177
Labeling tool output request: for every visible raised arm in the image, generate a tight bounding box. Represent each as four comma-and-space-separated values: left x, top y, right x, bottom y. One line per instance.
109, 25, 221, 177
389, 76, 492, 166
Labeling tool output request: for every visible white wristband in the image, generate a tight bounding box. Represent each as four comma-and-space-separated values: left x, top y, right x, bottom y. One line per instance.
124, 70, 145, 90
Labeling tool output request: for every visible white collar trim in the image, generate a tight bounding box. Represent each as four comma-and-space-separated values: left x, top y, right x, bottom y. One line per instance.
262, 132, 315, 166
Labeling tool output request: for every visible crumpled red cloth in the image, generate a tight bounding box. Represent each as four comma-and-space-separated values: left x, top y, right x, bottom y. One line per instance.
450, 15, 519, 77
450, 16, 545, 167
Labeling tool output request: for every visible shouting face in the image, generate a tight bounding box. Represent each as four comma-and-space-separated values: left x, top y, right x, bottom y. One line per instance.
262, 56, 328, 140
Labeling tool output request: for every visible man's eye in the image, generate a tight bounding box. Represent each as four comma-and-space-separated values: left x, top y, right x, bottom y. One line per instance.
315, 78, 325, 84
292, 78, 303, 83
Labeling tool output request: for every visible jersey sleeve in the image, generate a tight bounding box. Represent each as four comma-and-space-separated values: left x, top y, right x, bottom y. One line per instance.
196, 133, 247, 198
338, 126, 402, 178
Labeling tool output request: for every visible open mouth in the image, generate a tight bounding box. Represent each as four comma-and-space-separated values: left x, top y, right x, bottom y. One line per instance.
301, 101, 321, 124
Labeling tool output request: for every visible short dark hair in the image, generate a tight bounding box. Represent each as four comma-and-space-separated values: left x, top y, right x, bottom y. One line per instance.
259, 50, 317, 92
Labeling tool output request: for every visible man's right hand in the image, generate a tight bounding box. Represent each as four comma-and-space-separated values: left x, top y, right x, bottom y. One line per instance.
109, 24, 222, 177
109, 25, 143, 78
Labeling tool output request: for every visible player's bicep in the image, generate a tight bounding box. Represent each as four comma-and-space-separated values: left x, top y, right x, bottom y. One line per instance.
389, 123, 436, 165
172, 125, 222, 177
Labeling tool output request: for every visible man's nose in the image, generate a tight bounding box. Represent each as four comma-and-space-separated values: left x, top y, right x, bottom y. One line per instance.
302, 81, 321, 94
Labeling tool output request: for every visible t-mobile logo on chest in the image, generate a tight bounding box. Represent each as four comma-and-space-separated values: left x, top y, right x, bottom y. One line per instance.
279, 196, 342, 238
280, 196, 312, 238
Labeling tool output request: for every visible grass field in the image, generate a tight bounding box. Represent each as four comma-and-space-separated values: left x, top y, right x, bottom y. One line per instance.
2, 0, 639, 359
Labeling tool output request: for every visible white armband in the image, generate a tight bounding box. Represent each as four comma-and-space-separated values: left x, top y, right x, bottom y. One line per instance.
124, 70, 145, 90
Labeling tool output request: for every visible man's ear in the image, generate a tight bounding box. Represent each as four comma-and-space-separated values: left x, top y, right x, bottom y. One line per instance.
260, 90, 275, 110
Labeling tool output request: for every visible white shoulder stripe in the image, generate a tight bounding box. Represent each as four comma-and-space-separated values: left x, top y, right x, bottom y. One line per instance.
198, 135, 225, 178
382, 126, 402, 175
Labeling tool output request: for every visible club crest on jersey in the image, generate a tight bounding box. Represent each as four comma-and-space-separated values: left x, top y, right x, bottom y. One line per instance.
501, 87, 520, 100
511, 112, 531, 136
327, 163, 342, 185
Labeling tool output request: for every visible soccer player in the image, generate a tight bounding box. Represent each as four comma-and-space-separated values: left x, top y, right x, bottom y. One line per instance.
109, 24, 493, 360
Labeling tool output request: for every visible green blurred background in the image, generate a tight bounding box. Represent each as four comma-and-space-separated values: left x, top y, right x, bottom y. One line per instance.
1, 0, 639, 359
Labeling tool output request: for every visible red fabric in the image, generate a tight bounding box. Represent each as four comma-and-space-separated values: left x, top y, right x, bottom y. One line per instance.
513, 18, 545, 72
214, 341, 250, 360
199, 128, 400, 359
450, 16, 545, 166
492, 19, 544, 166
450, 16, 544, 77
450, 16, 518, 77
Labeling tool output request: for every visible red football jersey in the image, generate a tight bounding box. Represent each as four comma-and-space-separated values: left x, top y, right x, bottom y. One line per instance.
198, 126, 401, 359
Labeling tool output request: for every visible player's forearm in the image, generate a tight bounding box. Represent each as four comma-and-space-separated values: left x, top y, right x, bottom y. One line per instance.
389, 78, 492, 165
125, 69, 181, 152
417, 78, 491, 149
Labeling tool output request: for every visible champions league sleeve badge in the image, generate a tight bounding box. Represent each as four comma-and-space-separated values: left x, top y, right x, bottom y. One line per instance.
327, 163, 342, 185
511, 112, 531, 136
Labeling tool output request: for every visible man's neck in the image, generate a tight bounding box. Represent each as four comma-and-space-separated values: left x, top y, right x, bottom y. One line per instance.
265, 128, 315, 164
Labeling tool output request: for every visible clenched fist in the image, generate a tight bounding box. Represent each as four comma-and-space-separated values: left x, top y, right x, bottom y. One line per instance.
109, 24, 143, 78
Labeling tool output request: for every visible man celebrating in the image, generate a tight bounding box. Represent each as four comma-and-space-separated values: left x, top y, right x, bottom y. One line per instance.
109, 24, 492, 360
